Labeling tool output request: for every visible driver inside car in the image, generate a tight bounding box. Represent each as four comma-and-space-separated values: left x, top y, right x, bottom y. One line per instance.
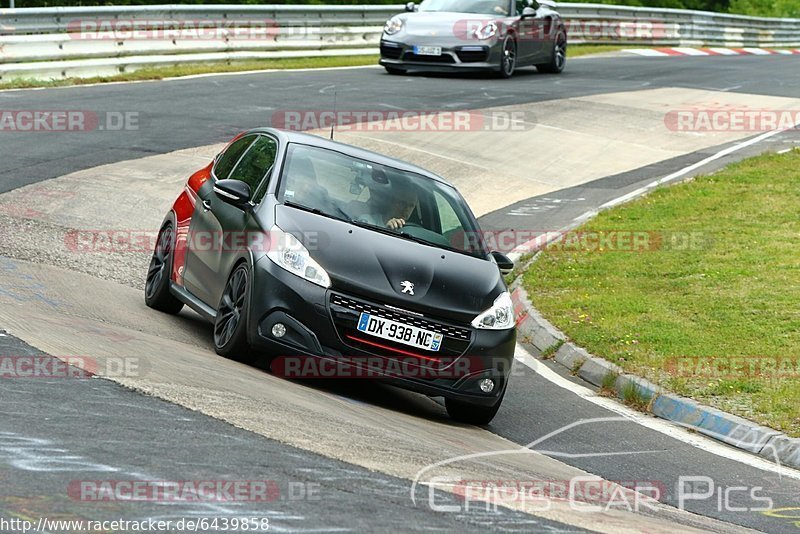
384, 188, 418, 230
353, 185, 419, 230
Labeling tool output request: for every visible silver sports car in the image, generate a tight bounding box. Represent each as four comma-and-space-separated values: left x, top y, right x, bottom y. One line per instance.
379, 0, 567, 78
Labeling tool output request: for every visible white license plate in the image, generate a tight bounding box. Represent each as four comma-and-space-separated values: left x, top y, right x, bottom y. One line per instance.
357, 313, 443, 352
413, 45, 442, 56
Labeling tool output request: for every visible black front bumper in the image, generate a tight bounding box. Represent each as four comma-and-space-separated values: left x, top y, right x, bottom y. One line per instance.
248, 257, 515, 406
380, 39, 500, 73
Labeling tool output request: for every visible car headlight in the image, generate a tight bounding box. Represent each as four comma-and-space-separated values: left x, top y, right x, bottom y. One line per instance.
266, 225, 331, 288
473, 21, 498, 40
384, 17, 405, 35
472, 291, 515, 329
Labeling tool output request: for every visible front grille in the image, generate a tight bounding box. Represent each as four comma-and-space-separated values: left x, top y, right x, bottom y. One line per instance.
456, 47, 489, 63
331, 294, 471, 340
329, 293, 472, 364
402, 52, 455, 64
380, 41, 403, 60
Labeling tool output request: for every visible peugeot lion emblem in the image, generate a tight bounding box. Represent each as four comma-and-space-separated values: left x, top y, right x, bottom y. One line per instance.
400, 281, 415, 295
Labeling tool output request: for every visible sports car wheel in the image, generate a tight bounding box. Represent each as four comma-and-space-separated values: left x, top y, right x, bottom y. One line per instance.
497, 36, 517, 78
536, 30, 566, 74
214, 263, 253, 362
144, 222, 183, 314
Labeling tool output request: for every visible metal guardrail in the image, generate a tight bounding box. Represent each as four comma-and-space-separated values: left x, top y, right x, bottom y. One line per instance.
0, 3, 798, 81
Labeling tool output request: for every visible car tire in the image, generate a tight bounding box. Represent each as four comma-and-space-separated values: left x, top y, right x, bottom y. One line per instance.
497, 36, 517, 79
445, 389, 505, 425
144, 222, 184, 315
536, 30, 566, 74
384, 66, 406, 75
214, 263, 254, 363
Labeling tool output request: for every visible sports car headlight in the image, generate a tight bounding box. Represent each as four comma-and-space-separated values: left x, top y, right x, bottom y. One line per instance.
384, 17, 405, 35
267, 225, 331, 288
472, 291, 515, 329
473, 21, 498, 40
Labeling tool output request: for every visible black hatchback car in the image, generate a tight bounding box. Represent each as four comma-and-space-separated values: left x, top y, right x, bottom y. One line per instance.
145, 128, 516, 424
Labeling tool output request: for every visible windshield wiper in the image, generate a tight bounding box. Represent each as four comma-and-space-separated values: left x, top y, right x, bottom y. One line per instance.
349, 219, 449, 250
284, 200, 322, 215
283, 200, 350, 222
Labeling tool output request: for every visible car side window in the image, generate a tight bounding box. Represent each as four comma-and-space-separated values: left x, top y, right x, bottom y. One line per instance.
214, 135, 255, 181
228, 135, 278, 204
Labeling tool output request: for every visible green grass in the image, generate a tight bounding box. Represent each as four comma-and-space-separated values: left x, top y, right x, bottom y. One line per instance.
523, 149, 800, 436
0, 44, 624, 91
0, 55, 380, 91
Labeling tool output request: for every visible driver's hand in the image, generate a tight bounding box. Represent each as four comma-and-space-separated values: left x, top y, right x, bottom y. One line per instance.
386, 218, 406, 230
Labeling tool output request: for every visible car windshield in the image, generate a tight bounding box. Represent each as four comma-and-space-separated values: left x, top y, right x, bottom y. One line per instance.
278, 143, 487, 257
419, 0, 510, 15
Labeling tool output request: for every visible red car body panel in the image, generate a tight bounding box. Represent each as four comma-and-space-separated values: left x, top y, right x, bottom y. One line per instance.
170, 162, 211, 284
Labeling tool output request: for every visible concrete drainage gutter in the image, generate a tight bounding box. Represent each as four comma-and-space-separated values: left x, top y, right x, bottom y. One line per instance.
509, 279, 800, 471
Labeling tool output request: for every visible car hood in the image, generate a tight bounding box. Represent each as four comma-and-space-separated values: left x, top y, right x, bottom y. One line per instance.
275, 205, 504, 324
401, 11, 503, 38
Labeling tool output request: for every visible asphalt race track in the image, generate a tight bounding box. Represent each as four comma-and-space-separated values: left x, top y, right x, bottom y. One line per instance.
1, 54, 799, 532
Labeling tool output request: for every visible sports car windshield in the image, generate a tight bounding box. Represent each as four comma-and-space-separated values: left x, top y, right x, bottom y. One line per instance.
419, 0, 510, 15
278, 143, 487, 257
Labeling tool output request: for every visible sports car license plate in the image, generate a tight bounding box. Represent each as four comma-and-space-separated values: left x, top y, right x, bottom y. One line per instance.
413, 45, 442, 56
357, 313, 443, 352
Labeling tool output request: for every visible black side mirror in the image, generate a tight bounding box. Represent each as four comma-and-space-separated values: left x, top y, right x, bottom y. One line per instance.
214, 179, 252, 208
405, 2, 416, 12
491, 251, 515, 275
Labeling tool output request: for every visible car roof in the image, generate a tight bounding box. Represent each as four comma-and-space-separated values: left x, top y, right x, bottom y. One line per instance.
248, 127, 454, 187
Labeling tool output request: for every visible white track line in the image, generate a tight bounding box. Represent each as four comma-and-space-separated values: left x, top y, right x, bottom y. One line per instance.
512, 121, 800, 475
597, 122, 799, 212
509, 125, 795, 260
0, 64, 380, 93
514, 346, 800, 480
